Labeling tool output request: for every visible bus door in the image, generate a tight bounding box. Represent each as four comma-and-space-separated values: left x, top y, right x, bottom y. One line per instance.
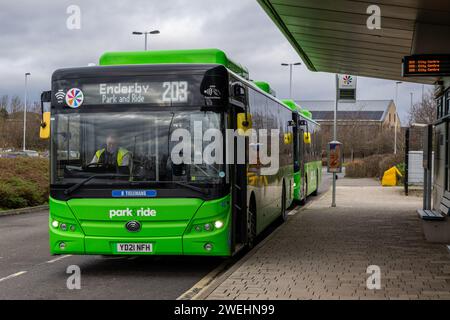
298, 120, 306, 200
229, 96, 249, 253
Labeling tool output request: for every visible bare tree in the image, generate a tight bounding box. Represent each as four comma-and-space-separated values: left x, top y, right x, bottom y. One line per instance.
408, 89, 436, 125
0, 94, 8, 108
10, 95, 23, 114
339, 111, 362, 161
0, 95, 8, 119
0, 97, 48, 150
30, 101, 41, 114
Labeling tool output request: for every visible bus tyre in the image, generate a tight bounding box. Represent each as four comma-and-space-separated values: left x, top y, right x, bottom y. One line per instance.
247, 201, 257, 249
311, 170, 319, 196
299, 197, 306, 206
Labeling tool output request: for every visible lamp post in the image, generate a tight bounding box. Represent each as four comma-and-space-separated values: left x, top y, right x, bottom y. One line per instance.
132, 30, 160, 51
332, 74, 339, 207
23, 72, 31, 152
394, 81, 402, 154
281, 62, 301, 99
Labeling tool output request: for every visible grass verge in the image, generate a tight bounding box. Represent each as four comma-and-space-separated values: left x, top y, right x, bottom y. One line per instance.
0, 158, 49, 210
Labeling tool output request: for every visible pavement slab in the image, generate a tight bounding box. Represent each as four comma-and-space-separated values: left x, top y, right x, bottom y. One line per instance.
205, 182, 450, 300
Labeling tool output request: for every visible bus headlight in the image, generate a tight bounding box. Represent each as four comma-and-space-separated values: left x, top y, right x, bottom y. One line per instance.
204, 223, 212, 231
52, 220, 59, 228
214, 220, 224, 229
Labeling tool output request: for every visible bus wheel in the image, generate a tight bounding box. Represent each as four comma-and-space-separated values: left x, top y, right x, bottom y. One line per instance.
311, 170, 319, 196
280, 183, 287, 222
299, 197, 306, 206
247, 199, 257, 249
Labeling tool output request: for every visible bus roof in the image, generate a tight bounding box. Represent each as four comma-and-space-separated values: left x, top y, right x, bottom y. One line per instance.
253, 81, 276, 97
282, 99, 301, 112
99, 49, 249, 80
51, 64, 222, 80
282, 99, 315, 122
300, 108, 313, 119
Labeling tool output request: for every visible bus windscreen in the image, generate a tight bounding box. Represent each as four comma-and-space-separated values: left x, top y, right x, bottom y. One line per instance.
52, 110, 226, 187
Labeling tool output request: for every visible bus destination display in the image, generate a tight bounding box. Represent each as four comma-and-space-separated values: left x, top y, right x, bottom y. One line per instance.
403, 55, 450, 77
53, 80, 198, 107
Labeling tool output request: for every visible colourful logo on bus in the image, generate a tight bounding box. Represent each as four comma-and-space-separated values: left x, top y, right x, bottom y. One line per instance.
65, 88, 84, 108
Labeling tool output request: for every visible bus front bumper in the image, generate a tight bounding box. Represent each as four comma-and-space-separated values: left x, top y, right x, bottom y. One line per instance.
49, 223, 231, 256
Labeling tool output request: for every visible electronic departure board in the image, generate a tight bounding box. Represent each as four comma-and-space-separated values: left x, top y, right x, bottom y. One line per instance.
402, 55, 450, 77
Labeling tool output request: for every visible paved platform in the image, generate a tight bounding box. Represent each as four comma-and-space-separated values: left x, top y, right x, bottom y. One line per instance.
204, 182, 450, 300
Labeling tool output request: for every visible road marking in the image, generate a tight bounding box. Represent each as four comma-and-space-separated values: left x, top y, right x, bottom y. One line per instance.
46, 255, 72, 264
177, 259, 232, 300
287, 209, 298, 216
0, 271, 27, 283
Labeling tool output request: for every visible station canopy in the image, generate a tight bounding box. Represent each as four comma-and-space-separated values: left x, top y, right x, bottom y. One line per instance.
257, 0, 450, 84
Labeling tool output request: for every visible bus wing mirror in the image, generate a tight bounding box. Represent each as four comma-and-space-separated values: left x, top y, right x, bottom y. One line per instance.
284, 132, 293, 144
40, 112, 51, 139
237, 113, 252, 135
304, 132, 311, 144
39, 91, 52, 140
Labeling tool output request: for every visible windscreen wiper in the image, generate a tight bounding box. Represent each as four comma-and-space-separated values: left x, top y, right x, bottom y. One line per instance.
64, 174, 129, 196
172, 181, 210, 195
129, 180, 210, 196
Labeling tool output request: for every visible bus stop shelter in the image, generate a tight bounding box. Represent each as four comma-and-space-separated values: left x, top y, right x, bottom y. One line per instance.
257, 0, 449, 84
257, 0, 450, 217
184, 2, 450, 300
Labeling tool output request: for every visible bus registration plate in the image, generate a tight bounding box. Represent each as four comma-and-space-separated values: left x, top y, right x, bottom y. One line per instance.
116, 243, 153, 253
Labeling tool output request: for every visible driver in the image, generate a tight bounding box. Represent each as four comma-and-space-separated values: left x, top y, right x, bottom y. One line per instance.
91, 133, 130, 167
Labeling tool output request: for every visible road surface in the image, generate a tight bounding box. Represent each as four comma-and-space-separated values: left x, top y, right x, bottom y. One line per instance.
0, 170, 334, 300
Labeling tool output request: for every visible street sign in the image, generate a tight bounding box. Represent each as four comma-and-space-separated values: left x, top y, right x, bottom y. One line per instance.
328, 141, 343, 173
338, 74, 356, 89
337, 74, 357, 103
402, 54, 450, 77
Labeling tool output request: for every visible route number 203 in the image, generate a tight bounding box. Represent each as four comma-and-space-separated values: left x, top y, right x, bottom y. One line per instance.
162, 81, 188, 103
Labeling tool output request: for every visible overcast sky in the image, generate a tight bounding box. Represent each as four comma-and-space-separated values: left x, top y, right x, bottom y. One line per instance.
0, 0, 432, 125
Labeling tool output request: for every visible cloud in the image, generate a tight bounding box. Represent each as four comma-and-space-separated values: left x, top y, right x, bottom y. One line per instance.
0, 0, 431, 125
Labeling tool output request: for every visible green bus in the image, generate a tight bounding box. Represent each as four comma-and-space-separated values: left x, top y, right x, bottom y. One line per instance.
281, 100, 322, 204
39, 49, 321, 257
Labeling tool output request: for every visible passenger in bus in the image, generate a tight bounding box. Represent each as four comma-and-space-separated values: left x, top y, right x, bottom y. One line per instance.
91, 133, 130, 167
